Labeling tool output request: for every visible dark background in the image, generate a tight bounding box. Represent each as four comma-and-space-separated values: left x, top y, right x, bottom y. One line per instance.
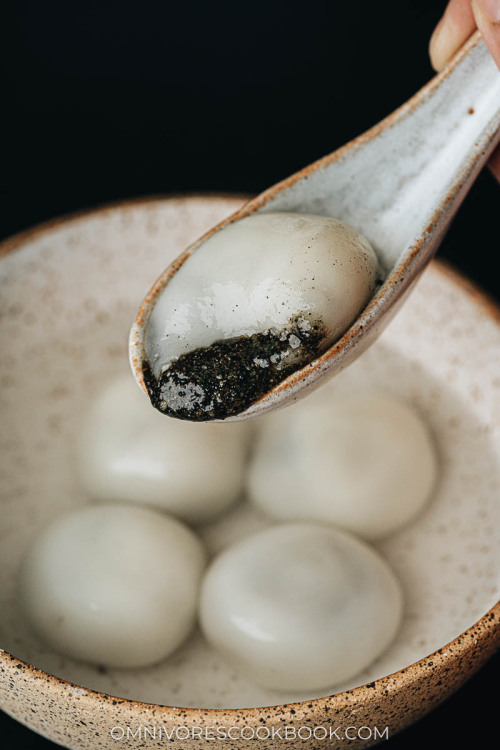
1, 0, 498, 747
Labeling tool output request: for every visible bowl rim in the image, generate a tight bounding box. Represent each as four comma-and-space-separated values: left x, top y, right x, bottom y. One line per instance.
1, 194, 499, 719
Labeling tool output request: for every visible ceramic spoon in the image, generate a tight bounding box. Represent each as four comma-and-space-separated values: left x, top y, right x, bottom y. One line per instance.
130, 32, 500, 421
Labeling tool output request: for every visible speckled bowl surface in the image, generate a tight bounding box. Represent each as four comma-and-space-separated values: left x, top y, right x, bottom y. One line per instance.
0, 195, 499, 749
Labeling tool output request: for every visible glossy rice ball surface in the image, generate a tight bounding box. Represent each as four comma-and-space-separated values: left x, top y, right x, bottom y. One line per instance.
20, 504, 206, 667
199, 522, 403, 691
248, 393, 438, 539
77, 375, 250, 523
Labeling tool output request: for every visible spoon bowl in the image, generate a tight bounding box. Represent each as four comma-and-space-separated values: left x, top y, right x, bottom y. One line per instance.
130, 32, 500, 421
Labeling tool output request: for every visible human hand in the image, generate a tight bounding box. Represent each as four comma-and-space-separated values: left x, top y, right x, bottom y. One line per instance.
429, 0, 500, 181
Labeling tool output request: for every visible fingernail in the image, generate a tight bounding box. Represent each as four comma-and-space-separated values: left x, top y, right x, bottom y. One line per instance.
475, 0, 500, 23
429, 17, 460, 71
429, 19, 446, 71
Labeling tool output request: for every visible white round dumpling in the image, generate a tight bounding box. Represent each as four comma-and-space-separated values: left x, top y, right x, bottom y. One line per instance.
199, 523, 403, 691
146, 212, 378, 370
247, 392, 438, 540
19, 505, 206, 668
77, 375, 250, 523
143, 212, 378, 421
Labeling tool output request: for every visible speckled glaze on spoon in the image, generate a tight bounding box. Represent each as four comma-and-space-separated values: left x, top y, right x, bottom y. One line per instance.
130, 32, 500, 421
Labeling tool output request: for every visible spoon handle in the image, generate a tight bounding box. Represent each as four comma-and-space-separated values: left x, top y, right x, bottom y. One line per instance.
373, 30, 500, 265
129, 31, 500, 422
261, 32, 500, 269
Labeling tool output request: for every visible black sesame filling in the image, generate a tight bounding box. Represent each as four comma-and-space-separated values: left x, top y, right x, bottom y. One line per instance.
143, 314, 327, 421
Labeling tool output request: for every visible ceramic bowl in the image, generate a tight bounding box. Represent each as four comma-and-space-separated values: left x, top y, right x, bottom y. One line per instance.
0, 195, 499, 750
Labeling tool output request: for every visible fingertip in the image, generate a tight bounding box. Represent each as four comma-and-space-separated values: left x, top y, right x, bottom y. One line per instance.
429, 19, 448, 72
429, 0, 478, 71
472, 0, 500, 69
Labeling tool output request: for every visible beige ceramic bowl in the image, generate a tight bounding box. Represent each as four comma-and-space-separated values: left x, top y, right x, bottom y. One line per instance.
0, 195, 499, 749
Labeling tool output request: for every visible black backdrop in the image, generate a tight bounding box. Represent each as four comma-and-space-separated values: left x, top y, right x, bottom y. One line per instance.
1, 0, 499, 747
